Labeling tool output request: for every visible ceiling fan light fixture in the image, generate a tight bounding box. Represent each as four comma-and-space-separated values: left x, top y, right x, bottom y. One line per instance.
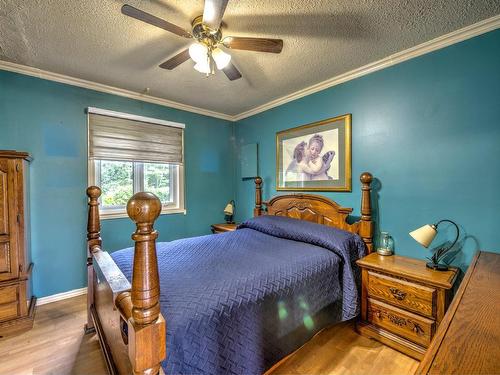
212, 48, 231, 70
189, 42, 208, 63
194, 61, 211, 74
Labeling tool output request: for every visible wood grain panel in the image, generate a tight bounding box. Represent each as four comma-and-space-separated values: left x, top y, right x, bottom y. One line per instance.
416, 251, 500, 375
368, 298, 435, 347
0, 168, 7, 235
357, 253, 457, 289
368, 271, 436, 318
0, 301, 18, 321
0, 284, 17, 304
0, 241, 11, 274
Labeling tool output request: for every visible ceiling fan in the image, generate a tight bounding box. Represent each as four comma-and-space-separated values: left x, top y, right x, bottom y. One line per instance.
121, 0, 283, 81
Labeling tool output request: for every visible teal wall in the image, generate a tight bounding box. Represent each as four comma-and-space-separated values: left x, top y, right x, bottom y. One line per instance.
0, 70, 234, 297
1, 29, 499, 298
234, 29, 500, 270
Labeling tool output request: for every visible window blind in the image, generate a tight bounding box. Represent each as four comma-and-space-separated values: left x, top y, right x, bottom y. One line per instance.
88, 111, 184, 164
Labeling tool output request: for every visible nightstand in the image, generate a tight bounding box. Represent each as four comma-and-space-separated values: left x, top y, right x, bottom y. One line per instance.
211, 223, 238, 234
356, 253, 458, 360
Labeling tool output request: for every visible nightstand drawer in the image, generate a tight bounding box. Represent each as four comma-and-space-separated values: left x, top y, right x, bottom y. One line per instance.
368, 298, 435, 347
368, 271, 436, 318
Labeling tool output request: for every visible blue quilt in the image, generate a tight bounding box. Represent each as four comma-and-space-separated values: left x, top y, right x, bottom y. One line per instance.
111, 215, 366, 375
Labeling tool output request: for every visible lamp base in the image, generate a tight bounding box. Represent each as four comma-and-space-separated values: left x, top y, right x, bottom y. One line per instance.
426, 262, 449, 271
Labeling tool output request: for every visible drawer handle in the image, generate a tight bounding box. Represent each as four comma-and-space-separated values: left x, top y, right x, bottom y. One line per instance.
389, 287, 407, 301
388, 313, 407, 327
408, 320, 424, 336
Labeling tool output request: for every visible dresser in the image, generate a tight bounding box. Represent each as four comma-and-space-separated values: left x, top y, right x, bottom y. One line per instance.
356, 253, 458, 360
416, 251, 500, 375
0, 151, 36, 337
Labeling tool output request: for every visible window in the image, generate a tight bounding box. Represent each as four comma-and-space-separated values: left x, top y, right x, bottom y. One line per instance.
88, 108, 185, 218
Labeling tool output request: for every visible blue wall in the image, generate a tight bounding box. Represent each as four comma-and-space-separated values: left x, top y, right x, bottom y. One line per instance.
0, 71, 234, 297
234, 29, 500, 270
1, 29, 499, 298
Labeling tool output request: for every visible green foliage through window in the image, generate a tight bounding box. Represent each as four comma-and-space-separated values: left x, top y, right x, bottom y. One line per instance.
101, 161, 133, 207
98, 160, 174, 208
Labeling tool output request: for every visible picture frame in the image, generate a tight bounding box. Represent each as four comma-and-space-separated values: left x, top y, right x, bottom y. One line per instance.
276, 114, 352, 191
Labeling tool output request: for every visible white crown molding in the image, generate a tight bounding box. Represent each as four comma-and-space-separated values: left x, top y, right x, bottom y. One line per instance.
1, 15, 498, 122
232, 15, 500, 121
36, 287, 87, 306
0, 60, 233, 121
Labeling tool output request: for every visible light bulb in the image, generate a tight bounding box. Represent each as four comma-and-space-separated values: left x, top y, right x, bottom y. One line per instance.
189, 42, 208, 63
212, 48, 231, 70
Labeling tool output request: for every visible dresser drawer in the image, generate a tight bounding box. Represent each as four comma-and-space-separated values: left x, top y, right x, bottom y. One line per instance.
368, 298, 435, 347
0, 284, 18, 305
368, 271, 436, 318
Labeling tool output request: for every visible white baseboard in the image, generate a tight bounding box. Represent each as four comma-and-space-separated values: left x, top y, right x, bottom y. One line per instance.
36, 287, 87, 306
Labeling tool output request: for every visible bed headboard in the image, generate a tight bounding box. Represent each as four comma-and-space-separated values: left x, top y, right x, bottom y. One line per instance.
254, 173, 374, 253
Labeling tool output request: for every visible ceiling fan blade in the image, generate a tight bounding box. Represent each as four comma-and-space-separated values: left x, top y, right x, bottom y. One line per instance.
202, 0, 229, 31
222, 62, 242, 81
159, 49, 191, 70
121, 4, 192, 39
223, 37, 283, 53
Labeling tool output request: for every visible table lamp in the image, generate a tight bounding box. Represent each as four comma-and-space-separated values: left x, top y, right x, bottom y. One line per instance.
224, 200, 235, 224
409, 219, 459, 271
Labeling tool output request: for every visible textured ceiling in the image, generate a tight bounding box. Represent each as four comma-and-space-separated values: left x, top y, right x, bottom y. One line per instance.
1, 0, 499, 116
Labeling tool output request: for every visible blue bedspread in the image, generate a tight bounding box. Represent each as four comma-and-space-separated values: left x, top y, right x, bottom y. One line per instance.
111, 215, 366, 375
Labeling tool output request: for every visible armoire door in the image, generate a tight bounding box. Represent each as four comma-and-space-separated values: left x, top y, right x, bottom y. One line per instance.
0, 159, 19, 281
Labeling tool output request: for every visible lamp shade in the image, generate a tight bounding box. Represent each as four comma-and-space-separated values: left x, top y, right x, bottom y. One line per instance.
194, 61, 210, 74
224, 202, 234, 215
189, 42, 208, 63
409, 224, 437, 248
212, 48, 231, 70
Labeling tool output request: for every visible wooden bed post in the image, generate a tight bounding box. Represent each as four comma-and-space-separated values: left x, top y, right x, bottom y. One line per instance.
126, 192, 166, 375
254, 176, 263, 217
359, 172, 374, 253
85, 186, 102, 334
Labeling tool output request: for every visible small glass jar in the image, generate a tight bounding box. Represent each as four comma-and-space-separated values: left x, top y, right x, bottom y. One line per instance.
377, 232, 394, 256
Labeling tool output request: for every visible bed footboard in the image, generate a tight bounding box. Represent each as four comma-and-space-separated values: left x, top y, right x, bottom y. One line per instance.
85, 187, 166, 375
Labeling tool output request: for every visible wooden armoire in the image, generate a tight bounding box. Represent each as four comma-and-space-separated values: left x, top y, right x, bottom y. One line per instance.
0, 151, 36, 337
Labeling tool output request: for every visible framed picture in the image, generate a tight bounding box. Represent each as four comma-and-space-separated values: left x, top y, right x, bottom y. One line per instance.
276, 114, 352, 191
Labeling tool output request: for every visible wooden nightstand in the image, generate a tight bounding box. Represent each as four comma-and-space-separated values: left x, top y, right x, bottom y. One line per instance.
211, 223, 238, 234
356, 253, 458, 360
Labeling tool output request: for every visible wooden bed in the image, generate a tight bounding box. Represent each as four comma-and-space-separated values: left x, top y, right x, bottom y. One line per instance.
84, 172, 374, 375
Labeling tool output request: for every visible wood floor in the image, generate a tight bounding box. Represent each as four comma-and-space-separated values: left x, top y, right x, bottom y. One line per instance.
0, 294, 418, 375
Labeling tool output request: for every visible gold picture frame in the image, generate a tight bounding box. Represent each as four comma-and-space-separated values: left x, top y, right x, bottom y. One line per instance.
276, 114, 352, 191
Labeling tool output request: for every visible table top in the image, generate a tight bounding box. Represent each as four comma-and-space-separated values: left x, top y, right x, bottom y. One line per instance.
211, 223, 238, 231
416, 251, 500, 374
357, 252, 458, 289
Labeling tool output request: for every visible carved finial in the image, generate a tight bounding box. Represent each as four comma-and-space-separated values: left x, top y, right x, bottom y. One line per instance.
127, 192, 162, 231
359, 172, 374, 253
360, 172, 373, 185
254, 177, 263, 217
86, 186, 102, 250
127, 192, 162, 327
86, 186, 101, 200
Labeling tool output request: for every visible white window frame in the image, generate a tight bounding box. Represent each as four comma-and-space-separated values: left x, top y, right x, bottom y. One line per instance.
87, 108, 186, 219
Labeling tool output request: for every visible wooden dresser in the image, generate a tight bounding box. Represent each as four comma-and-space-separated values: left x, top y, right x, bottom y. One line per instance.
356, 253, 458, 360
416, 251, 500, 375
0, 151, 36, 337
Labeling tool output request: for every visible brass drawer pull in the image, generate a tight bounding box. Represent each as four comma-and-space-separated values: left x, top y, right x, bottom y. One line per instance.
388, 313, 407, 327
389, 287, 407, 300
408, 320, 424, 336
